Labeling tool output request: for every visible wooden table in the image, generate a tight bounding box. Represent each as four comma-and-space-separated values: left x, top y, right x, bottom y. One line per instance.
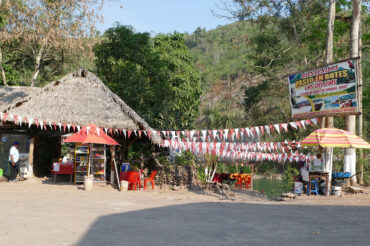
308, 171, 329, 196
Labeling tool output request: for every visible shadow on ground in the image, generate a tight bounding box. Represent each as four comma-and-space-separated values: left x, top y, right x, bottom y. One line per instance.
76, 202, 370, 246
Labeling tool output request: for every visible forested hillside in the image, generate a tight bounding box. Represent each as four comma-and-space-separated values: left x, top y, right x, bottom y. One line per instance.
184, 6, 369, 139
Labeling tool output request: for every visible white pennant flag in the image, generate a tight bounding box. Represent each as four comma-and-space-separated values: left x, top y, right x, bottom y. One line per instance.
171, 131, 176, 139
48, 121, 52, 129
58, 123, 62, 131
202, 142, 207, 153
300, 120, 306, 129
104, 128, 108, 134
39, 120, 44, 130
274, 124, 280, 134
224, 129, 229, 140
28, 118, 34, 128
96, 127, 100, 136
9, 114, 14, 121
67, 124, 71, 132
216, 142, 221, 152
86, 126, 90, 134
190, 130, 195, 140
77, 125, 81, 132
290, 122, 297, 129
234, 128, 239, 140
115, 129, 118, 135
265, 125, 271, 136
0, 112, 3, 121
212, 130, 218, 140
123, 130, 126, 138
201, 130, 207, 141
311, 118, 318, 125
255, 127, 260, 137
18, 116, 23, 126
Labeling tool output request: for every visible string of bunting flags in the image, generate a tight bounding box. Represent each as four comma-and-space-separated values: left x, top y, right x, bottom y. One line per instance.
162, 140, 303, 154
0, 112, 156, 139
158, 117, 318, 142
0, 112, 319, 142
163, 138, 312, 163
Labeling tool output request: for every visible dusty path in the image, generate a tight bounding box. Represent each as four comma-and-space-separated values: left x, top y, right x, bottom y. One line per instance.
0, 180, 369, 246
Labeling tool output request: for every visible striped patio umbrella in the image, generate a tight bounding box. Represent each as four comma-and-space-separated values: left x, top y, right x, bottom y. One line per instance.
301, 128, 370, 148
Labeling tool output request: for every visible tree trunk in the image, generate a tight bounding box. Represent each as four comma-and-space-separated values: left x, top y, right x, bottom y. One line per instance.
350, 0, 361, 58
0, 47, 8, 86
345, 115, 357, 185
357, 8, 364, 185
30, 50, 43, 87
0, 0, 7, 86
324, 0, 335, 64
30, 32, 50, 86
323, 0, 335, 192
345, 0, 362, 186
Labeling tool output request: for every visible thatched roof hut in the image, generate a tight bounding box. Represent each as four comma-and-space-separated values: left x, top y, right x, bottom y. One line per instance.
0, 68, 160, 144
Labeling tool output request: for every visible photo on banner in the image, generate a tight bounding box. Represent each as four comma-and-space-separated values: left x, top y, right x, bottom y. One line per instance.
288, 58, 359, 119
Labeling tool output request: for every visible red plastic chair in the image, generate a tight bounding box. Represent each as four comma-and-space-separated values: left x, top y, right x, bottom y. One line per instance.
121, 171, 141, 190
129, 172, 141, 191
144, 170, 157, 190
244, 175, 251, 190
234, 175, 244, 190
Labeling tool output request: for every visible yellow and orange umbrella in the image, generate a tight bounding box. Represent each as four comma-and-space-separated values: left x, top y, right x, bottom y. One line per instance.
301, 128, 370, 149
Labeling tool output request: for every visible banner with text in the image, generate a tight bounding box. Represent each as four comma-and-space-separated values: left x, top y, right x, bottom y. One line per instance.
288, 59, 359, 119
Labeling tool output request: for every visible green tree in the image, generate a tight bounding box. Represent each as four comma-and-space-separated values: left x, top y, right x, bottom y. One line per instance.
94, 24, 203, 129
0, 0, 104, 86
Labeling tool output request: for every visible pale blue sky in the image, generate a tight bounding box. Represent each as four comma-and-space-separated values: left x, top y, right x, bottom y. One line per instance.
98, 0, 233, 34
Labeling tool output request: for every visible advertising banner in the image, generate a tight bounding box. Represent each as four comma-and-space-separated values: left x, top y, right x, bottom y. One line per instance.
288, 58, 359, 119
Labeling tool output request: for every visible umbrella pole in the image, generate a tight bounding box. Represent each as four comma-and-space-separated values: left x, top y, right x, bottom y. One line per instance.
89, 143, 92, 177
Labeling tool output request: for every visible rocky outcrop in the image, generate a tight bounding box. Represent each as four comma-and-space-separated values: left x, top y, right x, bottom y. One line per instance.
156, 165, 201, 188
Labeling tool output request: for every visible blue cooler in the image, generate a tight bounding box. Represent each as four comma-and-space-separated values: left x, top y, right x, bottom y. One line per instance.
121, 163, 130, 172
332, 172, 351, 178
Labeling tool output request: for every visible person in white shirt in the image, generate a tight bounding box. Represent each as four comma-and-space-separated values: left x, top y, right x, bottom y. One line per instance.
8, 141, 20, 182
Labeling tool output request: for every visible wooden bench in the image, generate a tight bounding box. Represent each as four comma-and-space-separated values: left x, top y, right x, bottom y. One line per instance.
348, 186, 364, 194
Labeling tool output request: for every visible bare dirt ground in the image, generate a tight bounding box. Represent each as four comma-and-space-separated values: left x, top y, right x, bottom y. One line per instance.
1, 179, 370, 246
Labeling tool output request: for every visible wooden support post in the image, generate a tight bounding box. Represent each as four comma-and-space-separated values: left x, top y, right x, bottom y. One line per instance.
110, 145, 116, 186
324, 117, 334, 193
28, 137, 35, 178
250, 164, 254, 191
320, 117, 326, 129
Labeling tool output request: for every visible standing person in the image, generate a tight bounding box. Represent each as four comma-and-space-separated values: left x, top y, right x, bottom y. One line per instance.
8, 141, 20, 182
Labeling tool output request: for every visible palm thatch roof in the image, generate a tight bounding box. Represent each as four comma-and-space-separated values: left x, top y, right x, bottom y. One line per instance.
0, 86, 41, 110
1, 68, 161, 144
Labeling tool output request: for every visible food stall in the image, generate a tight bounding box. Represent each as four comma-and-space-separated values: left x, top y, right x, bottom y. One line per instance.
53, 140, 107, 184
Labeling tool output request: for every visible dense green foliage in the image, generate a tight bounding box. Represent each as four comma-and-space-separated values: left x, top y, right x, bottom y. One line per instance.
94, 25, 203, 129
0, 0, 99, 86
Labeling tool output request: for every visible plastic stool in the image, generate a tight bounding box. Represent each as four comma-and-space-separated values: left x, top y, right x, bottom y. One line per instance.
308, 180, 319, 195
